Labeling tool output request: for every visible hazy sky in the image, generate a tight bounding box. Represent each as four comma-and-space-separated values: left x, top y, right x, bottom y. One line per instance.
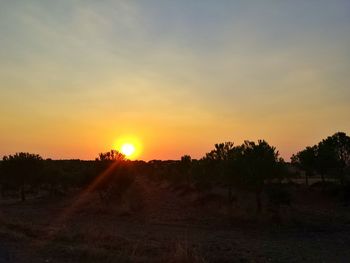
0, 0, 349, 160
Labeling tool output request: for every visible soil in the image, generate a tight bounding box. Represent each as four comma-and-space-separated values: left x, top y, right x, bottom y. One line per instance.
1, 176, 350, 262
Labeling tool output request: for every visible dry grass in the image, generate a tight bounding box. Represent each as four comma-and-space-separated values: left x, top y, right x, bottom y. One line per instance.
1, 176, 350, 262
166, 241, 206, 263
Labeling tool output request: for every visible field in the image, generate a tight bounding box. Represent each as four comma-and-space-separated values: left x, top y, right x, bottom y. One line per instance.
1, 175, 350, 263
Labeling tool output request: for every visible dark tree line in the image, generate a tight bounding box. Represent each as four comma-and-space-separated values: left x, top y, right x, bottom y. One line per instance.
179, 140, 285, 213
291, 132, 350, 186
0, 132, 349, 211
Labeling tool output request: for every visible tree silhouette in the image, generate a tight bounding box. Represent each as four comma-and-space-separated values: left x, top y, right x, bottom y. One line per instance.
205, 142, 235, 162
292, 132, 350, 186
203, 142, 238, 203
1, 152, 43, 201
317, 132, 350, 185
96, 150, 126, 162
291, 146, 317, 186
180, 155, 192, 185
94, 150, 132, 203
237, 140, 282, 213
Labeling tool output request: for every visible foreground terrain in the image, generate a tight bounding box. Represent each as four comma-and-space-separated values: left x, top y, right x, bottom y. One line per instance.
1, 176, 350, 263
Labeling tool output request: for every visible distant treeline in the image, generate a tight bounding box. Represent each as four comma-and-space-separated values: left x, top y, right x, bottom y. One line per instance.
0, 132, 349, 213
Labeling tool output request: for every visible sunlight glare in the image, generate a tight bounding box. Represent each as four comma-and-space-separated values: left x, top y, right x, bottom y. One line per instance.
121, 143, 135, 157
113, 135, 142, 160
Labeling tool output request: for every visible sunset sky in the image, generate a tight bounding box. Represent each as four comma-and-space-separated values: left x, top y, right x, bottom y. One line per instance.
1, 1, 349, 160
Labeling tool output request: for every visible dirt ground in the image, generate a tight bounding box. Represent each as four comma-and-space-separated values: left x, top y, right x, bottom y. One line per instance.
1, 176, 350, 263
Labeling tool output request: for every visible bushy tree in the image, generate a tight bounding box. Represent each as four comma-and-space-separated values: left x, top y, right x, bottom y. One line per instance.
237, 140, 282, 213
1, 152, 43, 201
317, 132, 350, 185
292, 132, 350, 186
201, 140, 284, 212
96, 150, 126, 162
202, 142, 237, 203
94, 150, 133, 203
291, 146, 317, 186
205, 142, 235, 162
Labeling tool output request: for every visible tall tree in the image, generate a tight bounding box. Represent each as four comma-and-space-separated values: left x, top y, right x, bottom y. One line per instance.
238, 140, 282, 213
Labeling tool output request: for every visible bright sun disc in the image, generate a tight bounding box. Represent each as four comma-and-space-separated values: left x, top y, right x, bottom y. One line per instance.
113, 136, 142, 159
121, 143, 135, 157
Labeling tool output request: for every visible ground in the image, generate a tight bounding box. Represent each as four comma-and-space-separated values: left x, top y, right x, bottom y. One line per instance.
1, 176, 350, 262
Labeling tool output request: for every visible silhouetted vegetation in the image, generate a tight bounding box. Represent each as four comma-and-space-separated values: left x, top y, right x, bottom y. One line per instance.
0, 132, 349, 210
291, 132, 350, 203
1, 153, 43, 201
1, 132, 350, 262
93, 150, 134, 203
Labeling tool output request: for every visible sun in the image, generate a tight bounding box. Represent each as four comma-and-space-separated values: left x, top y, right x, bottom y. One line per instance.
120, 143, 135, 157
113, 135, 142, 160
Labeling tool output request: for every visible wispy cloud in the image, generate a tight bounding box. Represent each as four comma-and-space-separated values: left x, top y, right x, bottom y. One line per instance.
0, 0, 349, 159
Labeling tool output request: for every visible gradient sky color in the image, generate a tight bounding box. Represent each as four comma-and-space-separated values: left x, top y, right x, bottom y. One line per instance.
0, 0, 349, 160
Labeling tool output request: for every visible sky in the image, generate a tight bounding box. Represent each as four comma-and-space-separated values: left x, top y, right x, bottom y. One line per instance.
0, 0, 349, 160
